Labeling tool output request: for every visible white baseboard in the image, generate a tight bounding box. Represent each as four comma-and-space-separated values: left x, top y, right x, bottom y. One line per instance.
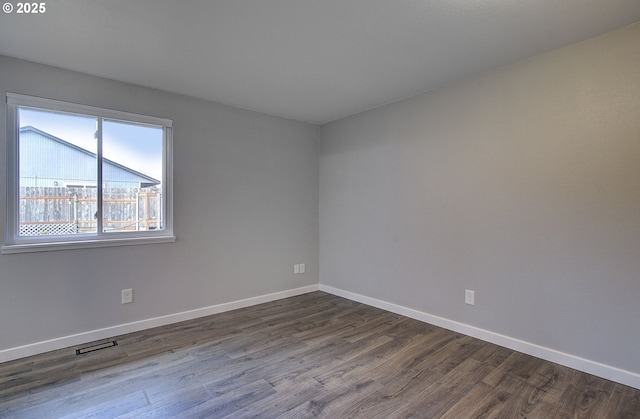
319, 284, 640, 390
3, 283, 638, 390
0, 284, 319, 363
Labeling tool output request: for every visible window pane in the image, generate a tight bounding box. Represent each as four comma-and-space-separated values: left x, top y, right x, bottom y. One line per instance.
102, 120, 164, 233
18, 108, 98, 236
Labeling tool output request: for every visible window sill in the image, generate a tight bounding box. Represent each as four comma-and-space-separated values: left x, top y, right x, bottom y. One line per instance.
1, 235, 176, 254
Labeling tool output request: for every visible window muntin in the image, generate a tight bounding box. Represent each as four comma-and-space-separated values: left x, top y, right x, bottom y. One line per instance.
3, 93, 174, 253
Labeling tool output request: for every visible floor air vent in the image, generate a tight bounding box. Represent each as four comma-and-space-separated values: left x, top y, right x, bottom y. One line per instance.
75, 340, 118, 355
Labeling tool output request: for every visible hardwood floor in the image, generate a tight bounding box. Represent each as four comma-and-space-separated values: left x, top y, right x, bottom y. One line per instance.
1, 291, 638, 418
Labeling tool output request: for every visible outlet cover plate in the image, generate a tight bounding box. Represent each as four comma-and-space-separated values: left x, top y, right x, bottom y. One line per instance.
465, 289, 475, 305
122, 288, 133, 304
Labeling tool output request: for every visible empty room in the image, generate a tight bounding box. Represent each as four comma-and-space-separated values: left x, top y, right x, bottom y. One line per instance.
1, 1, 639, 418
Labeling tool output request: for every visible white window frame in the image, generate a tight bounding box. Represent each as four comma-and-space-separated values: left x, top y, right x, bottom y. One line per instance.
2, 93, 175, 254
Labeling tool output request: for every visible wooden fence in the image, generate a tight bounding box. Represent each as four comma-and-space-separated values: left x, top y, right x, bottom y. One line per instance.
19, 186, 162, 236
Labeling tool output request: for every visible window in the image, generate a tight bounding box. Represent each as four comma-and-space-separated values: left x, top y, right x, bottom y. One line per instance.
2, 93, 174, 253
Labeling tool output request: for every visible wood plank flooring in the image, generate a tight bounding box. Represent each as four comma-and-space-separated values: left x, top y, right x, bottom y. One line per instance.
1, 291, 638, 418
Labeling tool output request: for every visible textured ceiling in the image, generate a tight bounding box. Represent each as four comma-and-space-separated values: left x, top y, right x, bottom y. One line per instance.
1, 1, 639, 124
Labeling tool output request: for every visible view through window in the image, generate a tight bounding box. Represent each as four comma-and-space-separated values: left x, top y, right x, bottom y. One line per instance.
4, 93, 173, 251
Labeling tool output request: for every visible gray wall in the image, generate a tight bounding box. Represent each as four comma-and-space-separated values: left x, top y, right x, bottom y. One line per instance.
0, 55, 319, 351
320, 24, 640, 374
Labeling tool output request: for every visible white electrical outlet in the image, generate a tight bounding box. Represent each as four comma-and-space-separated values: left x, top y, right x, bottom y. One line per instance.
294, 263, 306, 274
122, 288, 133, 304
465, 289, 475, 306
